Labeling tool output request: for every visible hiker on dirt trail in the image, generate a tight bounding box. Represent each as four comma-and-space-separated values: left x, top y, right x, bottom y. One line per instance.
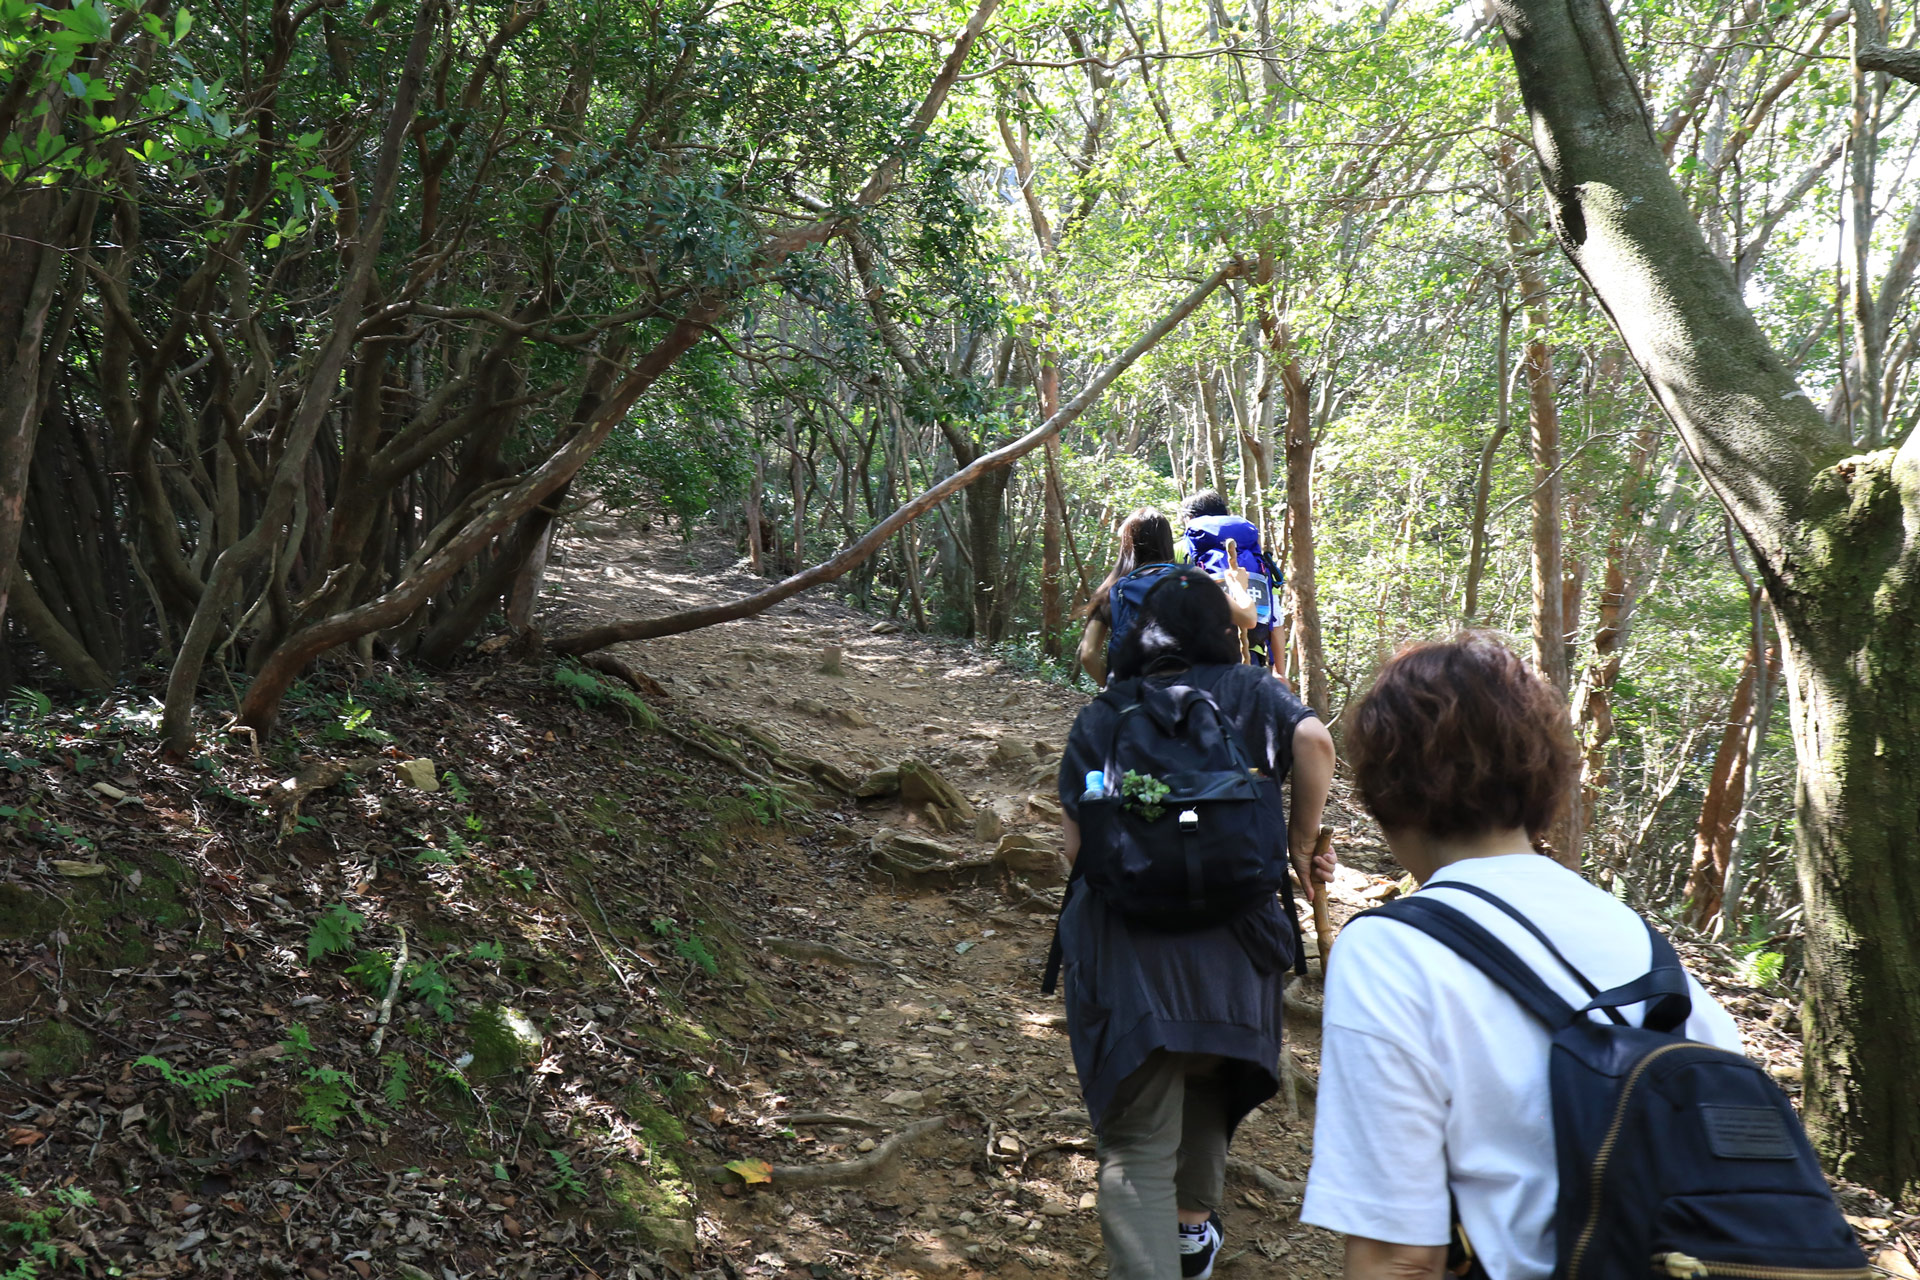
1176, 490, 1282, 677
1078, 507, 1179, 688
1052, 566, 1337, 1280
1302, 635, 1760, 1280
1081, 507, 1258, 689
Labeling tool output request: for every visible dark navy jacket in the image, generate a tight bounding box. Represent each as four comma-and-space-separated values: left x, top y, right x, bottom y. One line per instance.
1056, 663, 1315, 1133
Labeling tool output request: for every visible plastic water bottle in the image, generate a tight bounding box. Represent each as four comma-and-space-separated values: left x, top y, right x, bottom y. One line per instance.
1083, 770, 1107, 801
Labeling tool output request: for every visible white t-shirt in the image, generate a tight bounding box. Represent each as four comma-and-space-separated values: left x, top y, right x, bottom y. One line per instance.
1300, 854, 1743, 1280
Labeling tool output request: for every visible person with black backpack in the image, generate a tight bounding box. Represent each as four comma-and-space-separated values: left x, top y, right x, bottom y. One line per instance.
1053, 566, 1336, 1280
1302, 634, 1867, 1280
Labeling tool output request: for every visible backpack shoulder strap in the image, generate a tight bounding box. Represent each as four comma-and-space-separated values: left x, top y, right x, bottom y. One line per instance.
1357, 896, 1579, 1029
1422, 882, 1626, 1025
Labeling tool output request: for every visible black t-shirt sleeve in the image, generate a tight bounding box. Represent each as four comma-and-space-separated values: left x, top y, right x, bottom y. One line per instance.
1248, 676, 1316, 779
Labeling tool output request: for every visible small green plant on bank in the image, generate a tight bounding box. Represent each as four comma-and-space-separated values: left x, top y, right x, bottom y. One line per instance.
741, 782, 787, 825
443, 770, 472, 804
345, 948, 395, 994
553, 661, 659, 728
279, 1023, 364, 1138
1737, 944, 1787, 989
650, 916, 719, 975
298, 1064, 356, 1137
1, 1177, 95, 1279
545, 1149, 588, 1203
320, 698, 392, 746
380, 1052, 412, 1107
136, 1055, 253, 1106
307, 903, 366, 962
407, 957, 459, 1022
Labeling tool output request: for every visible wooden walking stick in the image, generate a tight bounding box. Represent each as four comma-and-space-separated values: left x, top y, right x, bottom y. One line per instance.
1311, 824, 1336, 975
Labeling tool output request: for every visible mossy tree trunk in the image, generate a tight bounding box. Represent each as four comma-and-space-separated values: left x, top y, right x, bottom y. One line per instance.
1497, 0, 1920, 1196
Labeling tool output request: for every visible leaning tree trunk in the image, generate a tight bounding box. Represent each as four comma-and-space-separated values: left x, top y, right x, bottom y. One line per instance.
1496, 0, 1920, 1196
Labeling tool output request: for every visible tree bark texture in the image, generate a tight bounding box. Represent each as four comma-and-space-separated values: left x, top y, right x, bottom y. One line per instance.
1498, 0, 1920, 1194
1280, 359, 1330, 716
1684, 644, 1762, 929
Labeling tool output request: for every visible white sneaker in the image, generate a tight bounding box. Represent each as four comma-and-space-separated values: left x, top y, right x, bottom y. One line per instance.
1179, 1214, 1222, 1280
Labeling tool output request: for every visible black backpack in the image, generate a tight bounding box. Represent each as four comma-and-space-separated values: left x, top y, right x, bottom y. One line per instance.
1041, 671, 1298, 995
1361, 884, 1868, 1280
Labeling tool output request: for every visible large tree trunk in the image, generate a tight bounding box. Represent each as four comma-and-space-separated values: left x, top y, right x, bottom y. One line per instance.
1503, 196, 1569, 698
1041, 372, 1064, 659
1497, 0, 1920, 1195
0, 179, 71, 636
1280, 360, 1329, 715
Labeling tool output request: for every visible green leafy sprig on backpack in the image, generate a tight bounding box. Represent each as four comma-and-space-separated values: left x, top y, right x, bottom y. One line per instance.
1120, 770, 1172, 821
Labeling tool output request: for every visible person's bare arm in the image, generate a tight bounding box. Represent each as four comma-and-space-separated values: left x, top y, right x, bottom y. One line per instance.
1218, 538, 1258, 630
1343, 1237, 1447, 1280
1078, 620, 1109, 687
1289, 716, 1336, 903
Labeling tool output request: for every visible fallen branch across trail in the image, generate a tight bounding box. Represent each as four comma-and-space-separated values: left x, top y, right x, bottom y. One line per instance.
551, 260, 1243, 654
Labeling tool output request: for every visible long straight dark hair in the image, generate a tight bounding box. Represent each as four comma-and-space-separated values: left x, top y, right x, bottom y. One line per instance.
1083, 507, 1177, 620
1110, 566, 1242, 678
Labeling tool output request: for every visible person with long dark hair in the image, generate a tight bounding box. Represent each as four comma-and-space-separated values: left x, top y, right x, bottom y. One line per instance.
1057, 567, 1336, 1279
1079, 508, 1256, 687
1078, 508, 1178, 687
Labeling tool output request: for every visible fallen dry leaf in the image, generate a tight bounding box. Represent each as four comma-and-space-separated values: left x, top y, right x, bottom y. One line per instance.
724, 1158, 775, 1185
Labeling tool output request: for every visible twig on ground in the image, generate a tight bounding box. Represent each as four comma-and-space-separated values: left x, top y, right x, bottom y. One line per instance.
369, 924, 408, 1057
777, 1112, 887, 1130
705, 1114, 948, 1189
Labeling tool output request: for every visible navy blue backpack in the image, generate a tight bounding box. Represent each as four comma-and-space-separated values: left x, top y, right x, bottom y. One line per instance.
1104, 562, 1179, 676
1361, 883, 1867, 1280
1183, 515, 1281, 667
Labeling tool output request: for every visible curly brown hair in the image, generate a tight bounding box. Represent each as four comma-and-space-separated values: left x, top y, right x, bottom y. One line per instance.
1347, 632, 1577, 839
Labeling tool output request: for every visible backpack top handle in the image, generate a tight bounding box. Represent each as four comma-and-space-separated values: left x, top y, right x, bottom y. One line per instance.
1095, 683, 1261, 797
1361, 889, 1693, 1033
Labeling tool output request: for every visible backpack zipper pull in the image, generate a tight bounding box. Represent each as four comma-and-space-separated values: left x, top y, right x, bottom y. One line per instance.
1658, 1253, 1710, 1279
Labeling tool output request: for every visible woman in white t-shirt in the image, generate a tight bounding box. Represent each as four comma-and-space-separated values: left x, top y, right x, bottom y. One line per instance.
1301, 634, 1741, 1280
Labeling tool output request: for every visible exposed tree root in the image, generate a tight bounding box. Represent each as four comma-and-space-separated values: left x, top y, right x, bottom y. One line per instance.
762, 937, 888, 970
575, 651, 667, 699
267, 755, 384, 835
706, 1115, 950, 1189
1283, 985, 1323, 1024
1225, 1155, 1305, 1197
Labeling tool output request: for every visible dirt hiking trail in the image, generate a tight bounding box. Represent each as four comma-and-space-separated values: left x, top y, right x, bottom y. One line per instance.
0, 517, 1833, 1280
542, 520, 1393, 1280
